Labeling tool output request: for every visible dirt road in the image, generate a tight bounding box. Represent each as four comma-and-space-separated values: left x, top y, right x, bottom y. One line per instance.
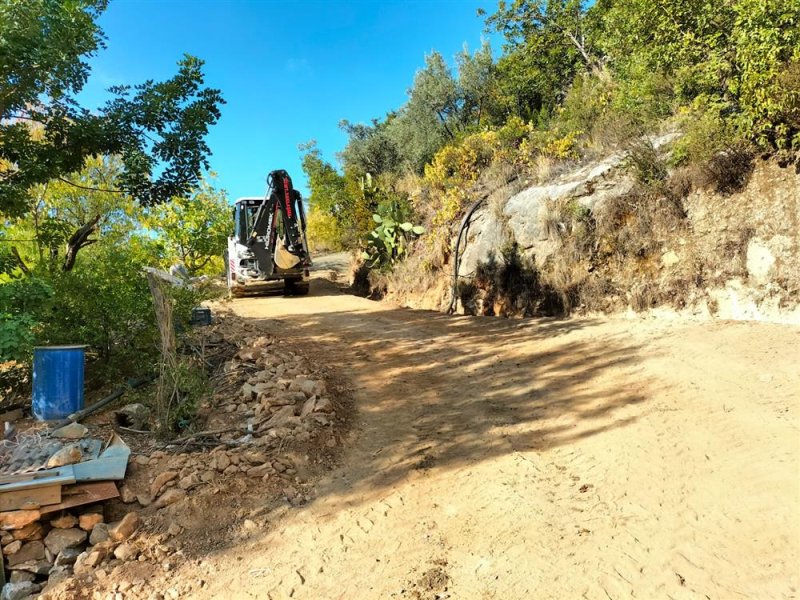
198, 278, 799, 599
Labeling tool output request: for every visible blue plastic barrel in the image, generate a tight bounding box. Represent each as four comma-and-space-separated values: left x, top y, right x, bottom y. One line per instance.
32, 345, 86, 421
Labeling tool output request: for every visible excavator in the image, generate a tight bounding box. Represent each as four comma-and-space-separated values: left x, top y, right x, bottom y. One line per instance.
225, 169, 311, 296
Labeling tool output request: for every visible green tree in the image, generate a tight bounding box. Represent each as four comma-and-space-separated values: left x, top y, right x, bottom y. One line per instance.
300, 141, 353, 219
300, 141, 372, 247
146, 179, 230, 275
1, 156, 141, 272
456, 41, 498, 127
338, 118, 402, 176
0, 0, 224, 217
486, 0, 603, 120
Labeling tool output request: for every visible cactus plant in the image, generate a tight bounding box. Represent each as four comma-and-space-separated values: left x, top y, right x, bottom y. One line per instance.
361, 211, 425, 270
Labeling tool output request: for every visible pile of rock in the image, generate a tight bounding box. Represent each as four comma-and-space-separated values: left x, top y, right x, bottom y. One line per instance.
115, 337, 335, 508
1, 509, 139, 600
220, 335, 336, 443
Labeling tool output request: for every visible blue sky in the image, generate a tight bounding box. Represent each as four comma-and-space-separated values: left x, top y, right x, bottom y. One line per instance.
79, 0, 497, 201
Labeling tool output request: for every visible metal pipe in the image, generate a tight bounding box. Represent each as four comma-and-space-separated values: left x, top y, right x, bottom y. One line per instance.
49, 374, 156, 430
447, 197, 486, 314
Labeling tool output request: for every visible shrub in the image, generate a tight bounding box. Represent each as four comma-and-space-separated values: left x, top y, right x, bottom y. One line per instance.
0, 242, 210, 387
306, 207, 343, 253
671, 102, 756, 194
0, 278, 54, 361
624, 139, 668, 186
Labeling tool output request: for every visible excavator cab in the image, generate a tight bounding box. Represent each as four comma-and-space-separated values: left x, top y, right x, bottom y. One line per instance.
225, 170, 311, 295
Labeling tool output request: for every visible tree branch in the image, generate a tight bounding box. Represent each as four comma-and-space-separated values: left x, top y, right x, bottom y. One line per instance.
529, 5, 599, 69
57, 176, 124, 194
10, 246, 30, 275
63, 214, 102, 271
437, 110, 455, 139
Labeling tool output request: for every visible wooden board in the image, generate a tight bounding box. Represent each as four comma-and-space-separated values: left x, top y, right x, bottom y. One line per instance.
39, 481, 119, 515
0, 484, 61, 512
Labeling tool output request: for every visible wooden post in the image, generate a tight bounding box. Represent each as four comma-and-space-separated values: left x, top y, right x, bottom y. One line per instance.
146, 272, 178, 435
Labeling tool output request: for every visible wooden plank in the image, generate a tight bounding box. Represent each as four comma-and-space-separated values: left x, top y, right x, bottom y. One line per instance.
0, 484, 61, 512
39, 481, 119, 515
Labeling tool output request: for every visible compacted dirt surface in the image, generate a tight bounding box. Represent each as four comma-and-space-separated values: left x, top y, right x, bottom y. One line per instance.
187, 276, 798, 600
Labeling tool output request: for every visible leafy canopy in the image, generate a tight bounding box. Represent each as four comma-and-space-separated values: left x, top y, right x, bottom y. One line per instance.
144, 178, 231, 275
0, 0, 224, 216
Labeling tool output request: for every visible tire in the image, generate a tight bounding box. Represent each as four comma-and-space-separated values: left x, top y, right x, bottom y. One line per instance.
284, 279, 309, 296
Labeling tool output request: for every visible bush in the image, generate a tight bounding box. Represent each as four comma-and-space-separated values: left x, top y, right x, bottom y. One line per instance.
0, 241, 211, 387
624, 139, 668, 186
44, 245, 158, 377
671, 102, 756, 194
0, 278, 54, 361
306, 207, 344, 253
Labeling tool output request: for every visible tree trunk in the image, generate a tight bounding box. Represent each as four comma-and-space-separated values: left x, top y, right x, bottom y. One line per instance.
63, 214, 101, 271
10, 246, 30, 275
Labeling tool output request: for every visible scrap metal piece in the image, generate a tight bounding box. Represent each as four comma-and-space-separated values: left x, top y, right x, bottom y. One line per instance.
71, 433, 130, 482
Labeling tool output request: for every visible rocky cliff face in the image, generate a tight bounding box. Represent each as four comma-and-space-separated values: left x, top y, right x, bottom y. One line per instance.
385, 147, 799, 324
460, 152, 638, 277
454, 148, 800, 322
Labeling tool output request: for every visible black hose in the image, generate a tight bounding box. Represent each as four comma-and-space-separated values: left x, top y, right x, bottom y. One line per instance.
49, 374, 157, 430
447, 197, 487, 314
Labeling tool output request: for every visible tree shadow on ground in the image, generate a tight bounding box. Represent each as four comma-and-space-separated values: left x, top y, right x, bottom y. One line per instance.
235, 289, 651, 506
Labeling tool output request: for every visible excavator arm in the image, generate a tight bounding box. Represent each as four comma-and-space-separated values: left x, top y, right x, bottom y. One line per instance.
247, 169, 311, 275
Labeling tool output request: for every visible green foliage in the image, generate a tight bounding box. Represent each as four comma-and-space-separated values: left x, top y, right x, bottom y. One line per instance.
487, 0, 603, 121
338, 120, 402, 176
145, 178, 230, 275
0, 278, 53, 361
1, 157, 142, 273
156, 355, 209, 436
0, 314, 37, 363
0, 1, 224, 216
0, 164, 212, 381
0, 0, 107, 116
362, 205, 425, 270
300, 141, 354, 221
671, 102, 743, 166
300, 141, 371, 247
306, 207, 344, 253
624, 140, 668, 187
44, 245, 158, 373
599, 0, 800, 150
339, 44, 499, 177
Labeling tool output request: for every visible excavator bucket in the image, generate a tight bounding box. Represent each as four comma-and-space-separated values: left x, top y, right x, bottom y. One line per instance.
274, 243, 301, 270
